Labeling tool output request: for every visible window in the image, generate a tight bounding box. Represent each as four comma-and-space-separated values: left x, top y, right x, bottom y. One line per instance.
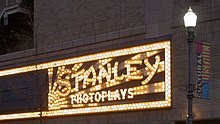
0, 0, 34, 55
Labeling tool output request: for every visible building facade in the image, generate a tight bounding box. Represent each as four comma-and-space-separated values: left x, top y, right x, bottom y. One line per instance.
0, 0, 220, 124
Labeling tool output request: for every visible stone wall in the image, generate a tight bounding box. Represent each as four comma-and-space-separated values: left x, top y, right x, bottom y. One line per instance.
0, 0, 220, 124
35, 0, 145, 46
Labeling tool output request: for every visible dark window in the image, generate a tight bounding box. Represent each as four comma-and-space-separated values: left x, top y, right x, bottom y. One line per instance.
0, 0, 34, 55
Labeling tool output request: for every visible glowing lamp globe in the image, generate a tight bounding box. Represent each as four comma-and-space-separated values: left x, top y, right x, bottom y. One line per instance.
183, 7, 197, 27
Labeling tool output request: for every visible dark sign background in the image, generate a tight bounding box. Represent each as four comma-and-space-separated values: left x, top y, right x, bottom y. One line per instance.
49, 49, 166, 109
0, 70, 48, 114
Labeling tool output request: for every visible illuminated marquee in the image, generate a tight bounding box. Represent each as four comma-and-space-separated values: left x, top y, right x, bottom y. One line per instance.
0, 40, 171, 121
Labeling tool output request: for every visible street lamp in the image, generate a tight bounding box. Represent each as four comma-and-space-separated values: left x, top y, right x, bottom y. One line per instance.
183, 7, 197, 124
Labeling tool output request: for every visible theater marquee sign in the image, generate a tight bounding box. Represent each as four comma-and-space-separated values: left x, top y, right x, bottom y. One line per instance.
0, 40, 171, 121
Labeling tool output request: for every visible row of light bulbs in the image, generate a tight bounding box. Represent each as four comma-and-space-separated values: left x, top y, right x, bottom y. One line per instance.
0, 100, 171, 121
0, 41, 170, 77
0, 40, 171, 121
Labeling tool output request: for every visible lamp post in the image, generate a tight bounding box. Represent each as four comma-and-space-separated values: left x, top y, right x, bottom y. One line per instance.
183, 7, 197, 124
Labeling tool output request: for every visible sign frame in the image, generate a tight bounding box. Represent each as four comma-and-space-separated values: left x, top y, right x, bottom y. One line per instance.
0, 40, 171, 121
